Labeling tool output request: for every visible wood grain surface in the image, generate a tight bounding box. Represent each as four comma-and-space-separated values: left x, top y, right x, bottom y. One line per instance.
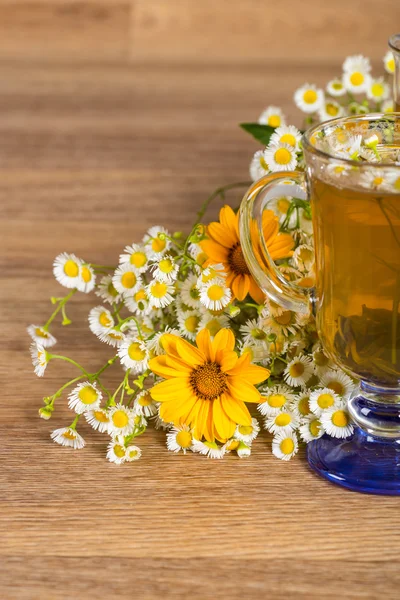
1, 4, 400, 599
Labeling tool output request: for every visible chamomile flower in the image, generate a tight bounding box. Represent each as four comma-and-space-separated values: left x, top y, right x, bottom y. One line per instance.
320, 369, 355, 398
233, 418, 260, 444
125, 445, 142, 461
199, 312, 230, 338
290, 392, 312, 419
258, 105, 286, 128
326, 78, 346, 97
112, 263, 141, 295
268, 195, 294, 225
383, 50, 395, 74
270, 125, 302, 150
143, 226, 171, 258
263, 298, 284, 317
284, 354, 313, 387
118, 337, 149, 373
88, 306, 114, 336
107, 404, 135, 437
95, 274, 121, 304
264, 143, 298, 172
250, 150, 270, 181
238, 340, 268, 364
123, 287, 151, 315
309, 387, 341, 416
318, 100, 345, 122
382, 98, 395, 113
312, 344, 334, 377
179, 274, 201, 309
84, 408, 110, 433
192, 439, 226, 459
27, 325, 57, 348
151, 255, 179, 283
272, 431, 299, 461
264, 409, 299, 435
335, 134, 362, 160
98, 328, 126, 347
361, 170, 391, 192
77, 263, 96, 293
258, 385, 295, 417
30, 343, 49, 377
53, 252, 82, 289
320, 407, 354, 439
263, 310, 299, 337
177, 310, 202, 341
366, 77, 390, 102
107, 436, 127, 464
342, 55, 371, 94
51, 427, 85, 449
240, 319, 268, 346
294, 84, 324, 114
197, 263, 226, 286
237, 442, 252, 458
146, 280, 175, 308
292, 244, 314, 272
199, 279, 231, 311
133, 390, 158, 417
119, 243, 149, 272
68, 382, 102, 414
299, 415, 323, 442
166, 425, 194, 454
223, 438, 241, 453
326, 163, 351, 179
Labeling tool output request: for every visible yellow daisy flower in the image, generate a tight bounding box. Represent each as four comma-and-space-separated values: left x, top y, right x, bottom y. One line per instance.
200, 205, 294, 304
149, 328, 269, 443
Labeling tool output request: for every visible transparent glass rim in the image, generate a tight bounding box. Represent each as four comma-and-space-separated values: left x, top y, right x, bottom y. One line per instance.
302, 112, 400, 169
389, 33, 400, 54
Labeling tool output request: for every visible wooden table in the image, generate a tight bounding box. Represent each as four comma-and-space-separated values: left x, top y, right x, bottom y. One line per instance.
1, 37, 400, 600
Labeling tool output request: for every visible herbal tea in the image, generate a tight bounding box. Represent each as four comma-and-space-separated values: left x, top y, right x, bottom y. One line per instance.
311, 176, 400, 387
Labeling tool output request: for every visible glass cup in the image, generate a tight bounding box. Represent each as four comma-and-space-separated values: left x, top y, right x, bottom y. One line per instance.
239, 114, 400, 494
389, 33, 400, 110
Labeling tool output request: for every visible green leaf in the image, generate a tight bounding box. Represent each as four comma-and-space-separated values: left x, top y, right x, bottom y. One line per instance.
239, 123, 276, 145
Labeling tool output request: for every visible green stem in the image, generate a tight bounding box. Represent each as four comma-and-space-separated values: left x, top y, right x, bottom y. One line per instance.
91, 264, 116, 270
43, 289, 76, 331
50, 375, 86, 401
69, 415, 80, 430
48, 354, 89, 376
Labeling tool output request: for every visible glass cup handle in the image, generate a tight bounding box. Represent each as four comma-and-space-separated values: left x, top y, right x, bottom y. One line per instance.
239, 171, 313, 315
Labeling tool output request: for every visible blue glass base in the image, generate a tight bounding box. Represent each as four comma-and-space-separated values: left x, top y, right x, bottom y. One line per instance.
307, 430, 400, 495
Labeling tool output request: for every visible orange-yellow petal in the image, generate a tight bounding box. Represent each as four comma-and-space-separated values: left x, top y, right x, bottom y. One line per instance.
175, 337, 205, 366
150, 378, 192, 402
196, 328, 214, 361
207, 221, 237, 248
227, 357, 269, 384
219, 205, 239, 239
200, 239, 230, 263
221, 392, 252, 425
219, 350, 238, 372
248, 277, 265, 305
212, 396, 236, 441
149, 355, 192, 379
227, 378, 261, 404
212, 328, 235, 361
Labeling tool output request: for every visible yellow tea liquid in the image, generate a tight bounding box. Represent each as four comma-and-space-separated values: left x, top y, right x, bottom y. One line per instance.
311, 177, 400, 387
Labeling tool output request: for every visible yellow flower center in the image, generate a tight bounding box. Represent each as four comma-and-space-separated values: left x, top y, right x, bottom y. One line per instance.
332, 410, 349, 427
371, 82, 384, 97
78, 385, 98, 405
387, 58, 395, 73
205, 318, 223, 337
310, 419, 321, 436
332, 82, 343, 90
314, 350, 329, 367
128, 342, 146, 362
112, 410, 129, 428
274, 311, 293, 326
121, 271, 137, 289
138, 393, 153, 406
107, 282, 119, 297
334, 165, 345, 174
373, 177, 383, 187
317, 393, 335, 409
280, 438, 294, 455
185, 315, 200, 333
327, 381, 345, 396
108, 332, 123, 340
81, 266, 92, 283
35, 328, 49, 338
280, 133, 296, 147
303, 90, 317, 104
150, 281, 168, 298
275, 413, 291, 427
238, 425, 253, 435
266, 393, 286, 408
326, 103, 339, 116
128, 449, 139, 459
190, 361, 228, 400
130, 251, 147, 268
159, 258, 174, 273
226, 439, 240, 451
207, 284, 224, 301
350, 72, 364, 86
228, 243, 250, 275
114, 444, 126, 458
274, 148, 292, 165
298, 396, 310, 416
251, 328, 266, 340
268, 115, 281, 128
289, 362, 305, 378
189, 284, 199, 300
276, 198, 291, 214
64, 259, 79, 278
93, 410, 109, 423
99, 312, 112, 327
151, 237, 166, 253
134, 289, 147, 302
176, 430, 193, 449
62, 430, 77, 440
